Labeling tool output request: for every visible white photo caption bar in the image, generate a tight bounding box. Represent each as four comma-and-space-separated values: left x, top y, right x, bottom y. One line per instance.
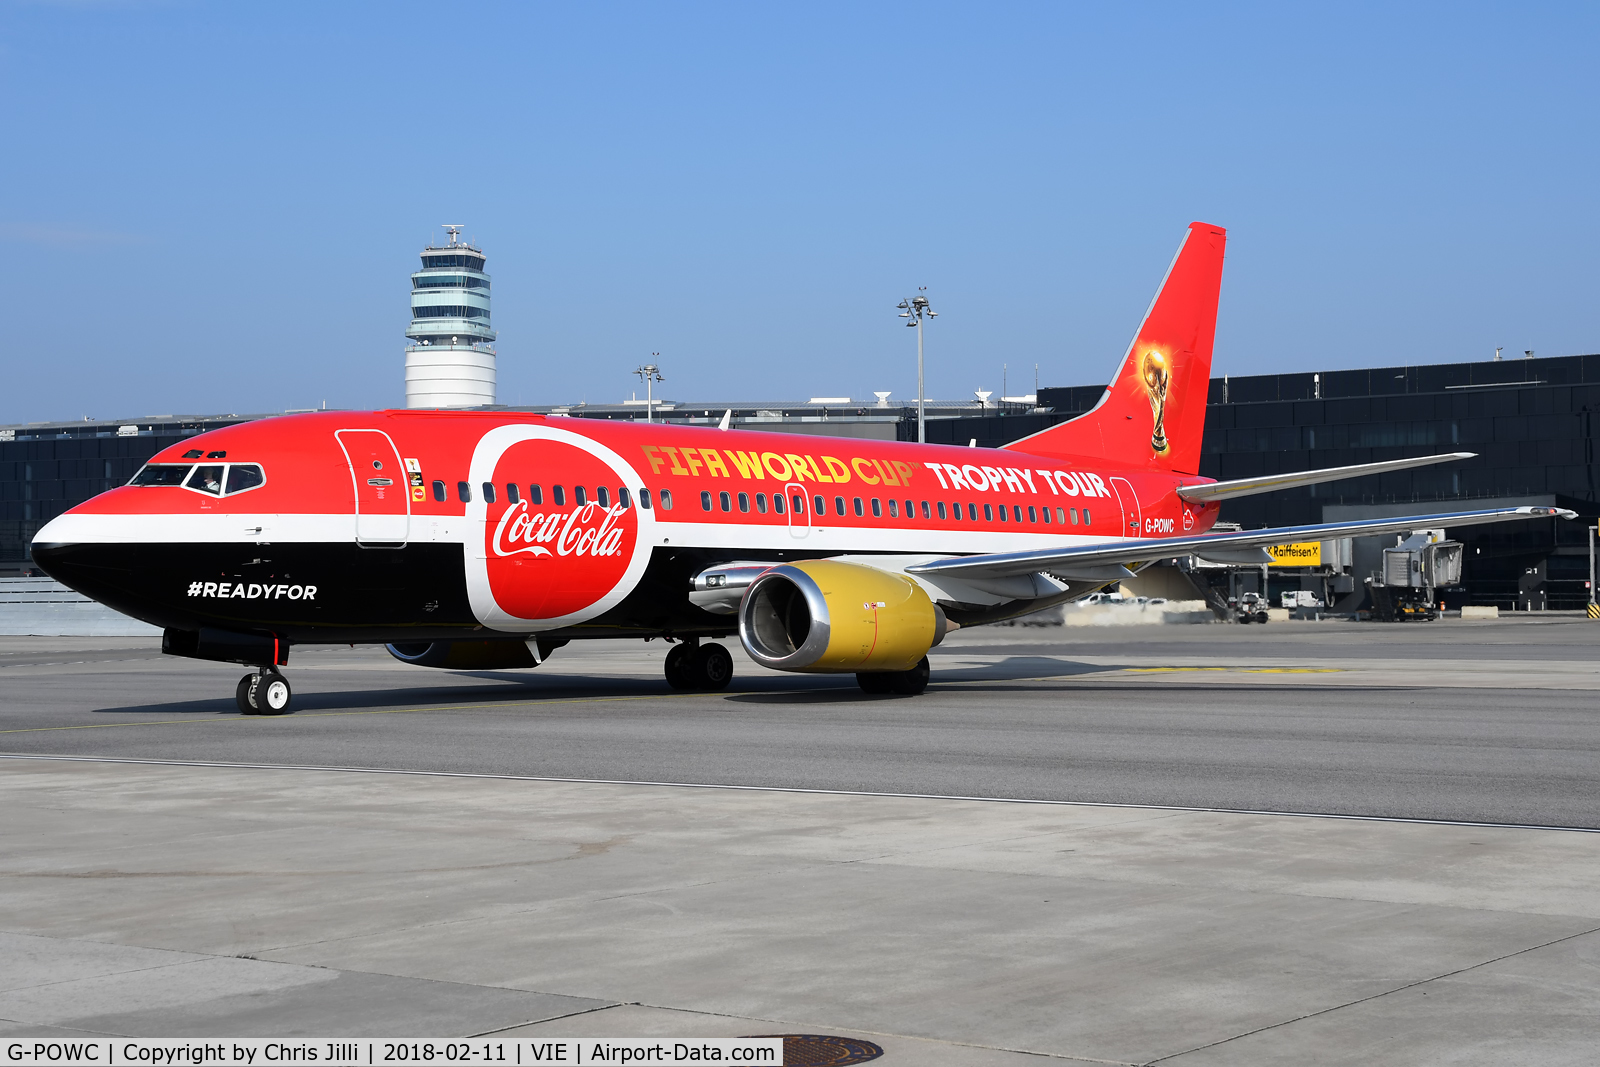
4, 1041, 783, 1067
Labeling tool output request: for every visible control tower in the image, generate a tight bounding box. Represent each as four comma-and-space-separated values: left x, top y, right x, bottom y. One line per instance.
404, 226, 497, 407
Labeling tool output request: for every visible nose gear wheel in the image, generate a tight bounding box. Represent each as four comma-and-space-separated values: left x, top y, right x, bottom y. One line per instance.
236, 670, 295, 715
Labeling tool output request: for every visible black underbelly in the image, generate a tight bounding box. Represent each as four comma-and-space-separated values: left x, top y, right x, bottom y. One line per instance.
32, 540, 478, 642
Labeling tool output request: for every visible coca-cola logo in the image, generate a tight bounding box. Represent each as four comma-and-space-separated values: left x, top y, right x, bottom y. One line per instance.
464, 426, 653, 630
492, 500, 628, 559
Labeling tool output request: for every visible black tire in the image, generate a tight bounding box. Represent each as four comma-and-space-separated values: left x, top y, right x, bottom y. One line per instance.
888, 656, 931, 695
1255, 611, 1269, 624
856, 672, 894, 694
664, 643, 695, 689
1237, 614, 1252, 624
694, 643, 734, 690
257, 671, 293, 715
236, 673, 262, 714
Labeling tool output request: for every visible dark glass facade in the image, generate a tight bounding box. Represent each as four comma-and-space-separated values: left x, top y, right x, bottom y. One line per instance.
909, 353, 1600, 608
0, 417, 255, 575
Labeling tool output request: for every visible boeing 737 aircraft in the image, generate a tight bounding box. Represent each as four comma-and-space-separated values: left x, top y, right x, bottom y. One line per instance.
32, 222, 1574, 713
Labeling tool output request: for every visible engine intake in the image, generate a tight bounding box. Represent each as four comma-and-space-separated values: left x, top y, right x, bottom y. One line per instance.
739, 560, 943, 673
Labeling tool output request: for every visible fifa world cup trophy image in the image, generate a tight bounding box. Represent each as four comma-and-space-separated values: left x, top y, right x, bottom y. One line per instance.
1141, 349, 1170, 454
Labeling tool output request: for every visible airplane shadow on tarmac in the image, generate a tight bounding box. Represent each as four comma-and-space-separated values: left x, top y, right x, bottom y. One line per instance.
91, 655, 1371, 717
87, 668, 844, 718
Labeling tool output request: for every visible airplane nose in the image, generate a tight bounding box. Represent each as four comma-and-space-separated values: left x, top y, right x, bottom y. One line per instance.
29, 539, 150, 621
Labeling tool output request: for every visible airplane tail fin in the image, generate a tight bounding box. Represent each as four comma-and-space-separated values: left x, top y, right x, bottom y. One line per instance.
1006, 221, 1227, 475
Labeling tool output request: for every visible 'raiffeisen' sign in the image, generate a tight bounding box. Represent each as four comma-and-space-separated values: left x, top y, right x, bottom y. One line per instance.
1268, 542, 1321, 566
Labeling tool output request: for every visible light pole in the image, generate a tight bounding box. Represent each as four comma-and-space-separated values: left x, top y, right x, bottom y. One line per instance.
633, 358, 663, 423
897, 289, 937, 443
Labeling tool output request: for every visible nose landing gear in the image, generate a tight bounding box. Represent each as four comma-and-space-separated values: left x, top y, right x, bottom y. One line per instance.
236, 670, 294, 715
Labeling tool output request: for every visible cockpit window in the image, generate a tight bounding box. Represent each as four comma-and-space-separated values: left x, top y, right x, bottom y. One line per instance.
186, 465, 225, 495
130, 462, 266, 496
225, 464, 265, 495
131, 464, 192, 487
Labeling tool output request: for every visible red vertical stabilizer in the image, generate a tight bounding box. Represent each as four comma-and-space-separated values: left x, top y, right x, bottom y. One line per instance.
1006, 221, 1227, 474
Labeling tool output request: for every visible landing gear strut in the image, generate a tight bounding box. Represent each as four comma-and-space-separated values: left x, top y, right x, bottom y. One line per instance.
856, 656, 931, 696
236, 670, 294, 715
664, 641, 734, 691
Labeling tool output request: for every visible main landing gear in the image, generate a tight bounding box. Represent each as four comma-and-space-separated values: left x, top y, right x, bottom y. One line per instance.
236, 670, 294, 715
856, 656, 931, 696
664, 641, 734, 691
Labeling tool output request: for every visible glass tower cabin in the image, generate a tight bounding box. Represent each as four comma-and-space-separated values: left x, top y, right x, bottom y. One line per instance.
404, 227, 497, 407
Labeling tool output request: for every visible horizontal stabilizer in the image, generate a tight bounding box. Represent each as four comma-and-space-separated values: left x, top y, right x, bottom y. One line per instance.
1176, 453, 1477, 503
905, 505, 1575, 582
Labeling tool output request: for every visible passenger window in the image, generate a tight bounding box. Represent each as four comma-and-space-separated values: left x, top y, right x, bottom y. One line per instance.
887, 500, 898, 518
530, 484, 543, 505
506, 483, 520, 504
905, 500, 914, 518
432, 480, 446, 502
755, 493, 767, 514
186, 465, 224, 496
997, 504, 1006, 522
937, 501, 947, 520
738, 492, 750, 513
639, 488, 651, 509
1069, 507, 1079, 525
815, 495, 826, 515
1039, 506, 1048, 524
597, 486, 609, 507
873, 499, 884, 518
719, 491, 732, 512
553, 485, 566, 506
833, 496, 845, 515
853, 497, 864, 516
225, 464, 265, 495
482, 482, 496, 504
773, 494, 785, 515
982, 504, 991, 521
575, 486, 587, 505
1014, 506, 1023, 522
701, 490, 713, 511
660, 489, 673, 510
457, 481, 471, 503
1083, 508, 1091, 525
618, 487, 631, 509
1057, 507, 1066, 524
791, 494, 805, 515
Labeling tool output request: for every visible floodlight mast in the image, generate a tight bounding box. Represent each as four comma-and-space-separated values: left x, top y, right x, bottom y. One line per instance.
633, 358, 664, 423
897, 289, 937, 443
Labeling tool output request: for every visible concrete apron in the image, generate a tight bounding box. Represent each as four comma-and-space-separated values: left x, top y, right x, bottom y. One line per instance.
1, 759, 1597, 1067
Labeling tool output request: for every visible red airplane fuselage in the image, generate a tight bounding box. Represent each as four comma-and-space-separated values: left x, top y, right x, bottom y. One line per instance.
32, 411, 1222, 643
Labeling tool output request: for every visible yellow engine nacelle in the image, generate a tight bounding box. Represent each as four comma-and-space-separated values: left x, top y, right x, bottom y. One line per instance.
738, 560, 943, 673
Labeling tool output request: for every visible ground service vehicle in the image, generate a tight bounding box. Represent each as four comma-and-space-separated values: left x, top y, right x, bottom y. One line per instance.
1234, 592, 1271, 624
32, 222, 1576, 712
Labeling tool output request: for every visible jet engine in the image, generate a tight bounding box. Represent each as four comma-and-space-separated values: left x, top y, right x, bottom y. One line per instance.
385, 637, 563, 670
738, 560, 946, 674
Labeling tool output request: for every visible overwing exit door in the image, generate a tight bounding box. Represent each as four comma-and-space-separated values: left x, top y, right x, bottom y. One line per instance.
1110, 476, 1142, 537
336, 429, 409, 546
784, 482, 809, 538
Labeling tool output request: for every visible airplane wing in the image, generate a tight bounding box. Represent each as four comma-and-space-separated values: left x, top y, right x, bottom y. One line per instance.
904, 505, 1575, 581
1174, 453, 1476, 503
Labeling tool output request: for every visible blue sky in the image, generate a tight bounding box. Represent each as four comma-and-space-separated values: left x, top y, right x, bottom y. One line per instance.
2, 2, 1596, 423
